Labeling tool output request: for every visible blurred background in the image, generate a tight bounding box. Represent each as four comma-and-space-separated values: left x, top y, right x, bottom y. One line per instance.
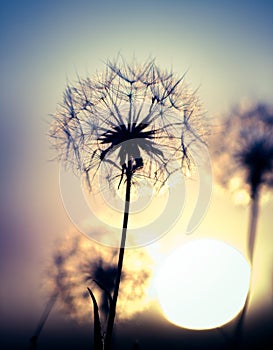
1, 0, 272, 349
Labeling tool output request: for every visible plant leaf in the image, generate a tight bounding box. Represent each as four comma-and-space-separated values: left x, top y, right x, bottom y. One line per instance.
87, 287, 103, 350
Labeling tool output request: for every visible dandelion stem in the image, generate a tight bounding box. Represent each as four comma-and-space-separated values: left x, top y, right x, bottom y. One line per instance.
230, 295, 250, 349
29, 293, 57, 350
231, 188, 260, 349
248, 189, 260, 264
104, 161, 132, 350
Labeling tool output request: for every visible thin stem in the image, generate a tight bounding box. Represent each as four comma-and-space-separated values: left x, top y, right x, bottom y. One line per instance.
29, 293, 57, 350
230, 189, 260, 349
104, 161, 132, 350
230, 295, 250, 350
248, 190, 260, 265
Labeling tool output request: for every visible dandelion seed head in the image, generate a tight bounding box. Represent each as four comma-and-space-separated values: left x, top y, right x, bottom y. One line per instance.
211, 102, 273, 201
50, 57, 207, 192
43, 230, 153, 324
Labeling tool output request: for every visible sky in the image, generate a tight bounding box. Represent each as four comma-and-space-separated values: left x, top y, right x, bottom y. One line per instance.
1, 0, 273, 349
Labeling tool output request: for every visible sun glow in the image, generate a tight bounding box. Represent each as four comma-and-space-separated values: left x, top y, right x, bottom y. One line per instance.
155, 239, 251, 330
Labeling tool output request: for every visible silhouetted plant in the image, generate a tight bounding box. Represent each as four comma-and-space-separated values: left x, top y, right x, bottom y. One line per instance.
211, 102, 273, 348
44, 231, 153, 325
212, 102, 273, 263
50, 56, 207, 349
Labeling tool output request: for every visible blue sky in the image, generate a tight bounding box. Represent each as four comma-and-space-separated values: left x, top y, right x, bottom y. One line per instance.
1, 0, 273, 349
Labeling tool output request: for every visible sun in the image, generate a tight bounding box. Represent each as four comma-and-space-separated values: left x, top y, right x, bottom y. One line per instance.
154, 239, 251, 330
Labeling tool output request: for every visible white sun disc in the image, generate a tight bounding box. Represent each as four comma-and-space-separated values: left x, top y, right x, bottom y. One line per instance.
155, 239, 251, 330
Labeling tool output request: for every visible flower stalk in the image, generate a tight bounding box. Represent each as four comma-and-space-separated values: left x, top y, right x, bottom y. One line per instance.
29, 293, 57, 350
247, 188, 260, 265
104, 160, 132, 350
